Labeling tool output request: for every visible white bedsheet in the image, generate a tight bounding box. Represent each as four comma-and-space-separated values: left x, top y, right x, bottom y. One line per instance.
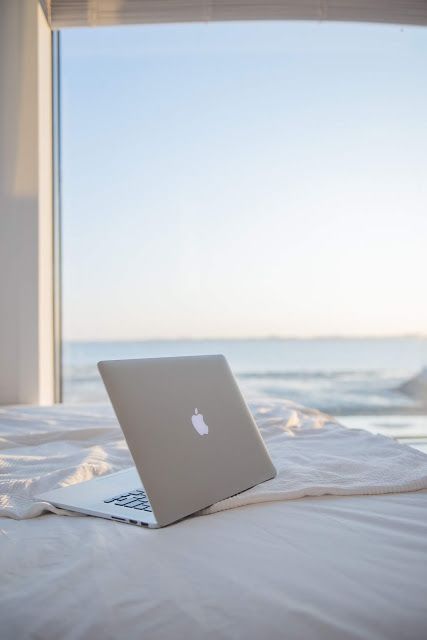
1, 401, 427, 519
1, 403, 427, 640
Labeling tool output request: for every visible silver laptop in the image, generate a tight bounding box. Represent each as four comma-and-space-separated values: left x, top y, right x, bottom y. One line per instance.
39, 355, 276, 528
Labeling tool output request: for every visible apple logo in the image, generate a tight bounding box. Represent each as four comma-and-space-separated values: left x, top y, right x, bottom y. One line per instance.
191, 408, 209, 435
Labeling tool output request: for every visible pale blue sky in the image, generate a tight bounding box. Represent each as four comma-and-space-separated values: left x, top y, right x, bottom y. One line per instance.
61, 21, 427, 340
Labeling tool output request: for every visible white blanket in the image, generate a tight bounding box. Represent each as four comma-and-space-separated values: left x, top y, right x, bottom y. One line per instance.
1, 401, 427, 520
1, 403, 427, 640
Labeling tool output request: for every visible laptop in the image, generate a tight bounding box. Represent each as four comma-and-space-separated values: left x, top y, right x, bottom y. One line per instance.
39, 355, 276, 528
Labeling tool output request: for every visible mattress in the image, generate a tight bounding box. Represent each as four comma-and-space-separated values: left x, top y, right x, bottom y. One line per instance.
1, 403, 427, 640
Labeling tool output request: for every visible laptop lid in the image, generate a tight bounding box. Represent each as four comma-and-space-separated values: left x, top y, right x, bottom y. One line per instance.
98, 354, 276, 527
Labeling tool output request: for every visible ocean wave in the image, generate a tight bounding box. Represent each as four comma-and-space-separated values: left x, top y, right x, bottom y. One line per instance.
398, 367, 427, 403
61, 362, 427, 417
237, 370, 389, 380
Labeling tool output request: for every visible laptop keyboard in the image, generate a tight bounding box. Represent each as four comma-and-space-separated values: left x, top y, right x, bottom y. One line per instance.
104, 488, 152, 512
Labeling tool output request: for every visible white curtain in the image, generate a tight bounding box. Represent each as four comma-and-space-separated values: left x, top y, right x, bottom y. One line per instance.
40, 0, 427, 29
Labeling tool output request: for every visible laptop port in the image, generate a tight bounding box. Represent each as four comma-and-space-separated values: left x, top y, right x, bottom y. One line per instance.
129, 519, 138, 524
111, 516, 126, 522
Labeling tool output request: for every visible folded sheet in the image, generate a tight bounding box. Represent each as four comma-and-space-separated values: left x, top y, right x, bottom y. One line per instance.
1, 401, 427, 520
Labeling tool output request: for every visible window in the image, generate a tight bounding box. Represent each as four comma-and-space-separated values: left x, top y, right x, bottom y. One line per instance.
60, 21, 427, 437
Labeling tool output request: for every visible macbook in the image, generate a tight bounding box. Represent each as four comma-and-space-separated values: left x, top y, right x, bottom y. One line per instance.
38, 355, 276, 527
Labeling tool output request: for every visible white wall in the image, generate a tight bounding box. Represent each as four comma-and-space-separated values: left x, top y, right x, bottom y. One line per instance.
0, 0, 54, 404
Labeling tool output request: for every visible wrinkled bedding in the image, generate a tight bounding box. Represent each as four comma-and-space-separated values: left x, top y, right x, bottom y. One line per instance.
2, 401, 427, 519
1, 402, 427, 640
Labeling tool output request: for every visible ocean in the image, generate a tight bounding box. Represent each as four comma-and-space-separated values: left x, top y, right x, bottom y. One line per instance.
63, 338, 427, 439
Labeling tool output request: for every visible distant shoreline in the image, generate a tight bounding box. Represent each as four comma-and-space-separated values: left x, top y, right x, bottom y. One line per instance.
63, 335, 427, 344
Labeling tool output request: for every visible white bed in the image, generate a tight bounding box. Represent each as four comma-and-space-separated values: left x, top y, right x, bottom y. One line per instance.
1, 402, 427, 640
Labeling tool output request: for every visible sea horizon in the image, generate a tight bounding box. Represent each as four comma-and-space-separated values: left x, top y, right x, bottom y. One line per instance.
64, 334, 427, 344
62, 338, 427, 432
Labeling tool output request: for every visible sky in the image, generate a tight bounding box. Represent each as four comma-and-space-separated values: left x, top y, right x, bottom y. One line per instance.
61, 20, 427, 341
